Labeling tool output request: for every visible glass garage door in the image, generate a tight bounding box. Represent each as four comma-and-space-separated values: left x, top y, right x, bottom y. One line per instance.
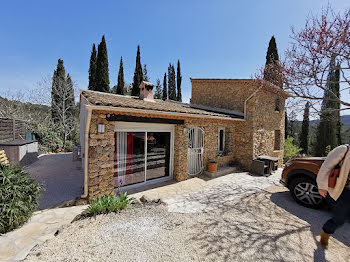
114, 131, 171, 187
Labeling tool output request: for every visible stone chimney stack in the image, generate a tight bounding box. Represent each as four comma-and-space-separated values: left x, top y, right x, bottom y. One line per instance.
139, 81, 155, 102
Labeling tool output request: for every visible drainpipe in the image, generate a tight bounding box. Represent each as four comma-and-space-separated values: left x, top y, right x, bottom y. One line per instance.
243, 84, 263, 120
81, 108, 92, 199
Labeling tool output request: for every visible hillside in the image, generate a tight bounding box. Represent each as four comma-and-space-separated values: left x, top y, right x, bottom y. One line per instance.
0, 96, 51, 121
304, 115, 350, 125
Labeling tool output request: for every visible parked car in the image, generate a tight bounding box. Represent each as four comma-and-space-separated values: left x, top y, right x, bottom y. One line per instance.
280, 157, 326, 208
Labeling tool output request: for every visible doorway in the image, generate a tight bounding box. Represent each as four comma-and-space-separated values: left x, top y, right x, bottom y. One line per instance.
188, 127, 204, 176
114, 122, 174, 188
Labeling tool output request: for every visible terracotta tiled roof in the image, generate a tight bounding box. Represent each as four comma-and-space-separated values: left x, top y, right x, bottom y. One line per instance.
81, 90, 244, 119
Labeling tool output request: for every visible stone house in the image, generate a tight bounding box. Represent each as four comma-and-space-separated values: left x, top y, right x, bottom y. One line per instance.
80, 79, 290, 200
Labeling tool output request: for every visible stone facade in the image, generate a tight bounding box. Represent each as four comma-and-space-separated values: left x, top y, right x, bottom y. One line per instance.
190, 79, 288, 168
83, 79, 288, 200
191, 79, 258, 112
87, 112, 115, 200
250, 89, 285, 167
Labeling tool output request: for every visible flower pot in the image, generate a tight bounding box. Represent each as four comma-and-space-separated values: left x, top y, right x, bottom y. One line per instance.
208, 161, 218, 173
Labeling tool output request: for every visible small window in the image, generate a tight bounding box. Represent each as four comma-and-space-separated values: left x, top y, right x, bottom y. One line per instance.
274, 130, 281, 150
218, 128, 225, 153
275, 97, 282, 112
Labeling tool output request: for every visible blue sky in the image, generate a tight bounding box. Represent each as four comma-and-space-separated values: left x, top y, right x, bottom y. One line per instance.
0, 0, 349, 105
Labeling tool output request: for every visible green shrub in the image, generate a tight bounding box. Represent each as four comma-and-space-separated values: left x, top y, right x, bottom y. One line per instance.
30, 121, 63, 152
86, 193, 133, 216
284, 136, 302, 163
0, 164, 41, 234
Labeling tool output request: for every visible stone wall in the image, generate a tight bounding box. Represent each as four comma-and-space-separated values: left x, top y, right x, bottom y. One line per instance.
87, 111, 115, 200
177, 118, 254, 178
85, 84, 286, 199
190, 79, 286, 168
190, 79, 258, 113
250, 89, 285, 167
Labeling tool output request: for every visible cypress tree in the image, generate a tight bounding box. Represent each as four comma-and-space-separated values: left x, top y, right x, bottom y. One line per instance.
168, 64, 176, 100
95, 35, 110, 92
265, 36, 279, 65
115, 57, 124, 95
88, 44, 97, 90
51, 60, 75, 147
143, 64, 149, 82
176, 60, 182, 102
285, 111, 289, 139
314, 57, 338, 156
51, 59, 66, 122
289, 111, 297, 139
154, 79, 162, 99
264, 36, 282, 87
131, 45, 143, 96
299, 102, 310, 154
162, 73, 167, 101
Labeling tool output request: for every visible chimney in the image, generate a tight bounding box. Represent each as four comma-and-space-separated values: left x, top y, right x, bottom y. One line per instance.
139, 81, 155, 102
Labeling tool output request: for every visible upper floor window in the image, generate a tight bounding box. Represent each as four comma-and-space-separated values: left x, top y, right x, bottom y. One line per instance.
275, 97, 283, 112
218, 128, 225, 153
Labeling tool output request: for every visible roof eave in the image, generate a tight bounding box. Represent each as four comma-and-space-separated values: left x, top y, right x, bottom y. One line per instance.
85, 105, 245, 122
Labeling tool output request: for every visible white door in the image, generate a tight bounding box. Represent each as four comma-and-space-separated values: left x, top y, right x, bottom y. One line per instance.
188, 127, 204, 176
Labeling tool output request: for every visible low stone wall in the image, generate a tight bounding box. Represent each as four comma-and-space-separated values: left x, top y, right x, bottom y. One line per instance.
217, 152, 234, 167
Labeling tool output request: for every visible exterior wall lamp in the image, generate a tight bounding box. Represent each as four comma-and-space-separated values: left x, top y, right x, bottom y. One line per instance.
98, 124, 105, 134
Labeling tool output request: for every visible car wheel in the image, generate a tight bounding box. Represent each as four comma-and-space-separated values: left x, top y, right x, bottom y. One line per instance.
289, 176, 324, 208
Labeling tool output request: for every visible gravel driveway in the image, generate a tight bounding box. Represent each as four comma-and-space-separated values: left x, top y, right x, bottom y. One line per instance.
25, 171, 350, 262
27, 153, 83, 209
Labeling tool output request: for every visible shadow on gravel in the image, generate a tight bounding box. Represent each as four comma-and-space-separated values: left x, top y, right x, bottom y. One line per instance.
270, 191, 350, 248
183, 188, 350, 262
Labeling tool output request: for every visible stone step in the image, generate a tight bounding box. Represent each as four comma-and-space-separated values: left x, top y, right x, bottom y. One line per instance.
203, 166, 238, 178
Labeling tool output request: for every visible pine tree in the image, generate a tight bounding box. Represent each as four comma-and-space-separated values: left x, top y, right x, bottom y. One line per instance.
314, 57, 338, 156
95, 35, 110, 92
176, 60, 182, 102
131, 45, 143, 96
264, 36, 282, 87
299, 102, 310, 155
168, 64, 176, 100
88, 44, 97, 90
154, 79, 162, 99
143, 64, 149, 82
115, 57, 124, 95
162, 73, 167, 101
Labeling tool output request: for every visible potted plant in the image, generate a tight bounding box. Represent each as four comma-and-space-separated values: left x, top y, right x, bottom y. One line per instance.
208, 160, 218, 173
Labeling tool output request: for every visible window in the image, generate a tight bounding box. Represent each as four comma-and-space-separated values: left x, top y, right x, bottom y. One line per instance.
274, 130, 281, 150
218, 128, 225, 153
275, 97, 282, 112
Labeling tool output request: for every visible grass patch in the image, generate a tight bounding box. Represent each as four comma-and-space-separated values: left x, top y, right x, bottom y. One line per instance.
86, 192, 133, 216
0, 163, 41, 234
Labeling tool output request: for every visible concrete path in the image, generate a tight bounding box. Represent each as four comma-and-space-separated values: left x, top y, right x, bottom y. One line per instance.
0, 205, 86, 262
27, 153, 84, 209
